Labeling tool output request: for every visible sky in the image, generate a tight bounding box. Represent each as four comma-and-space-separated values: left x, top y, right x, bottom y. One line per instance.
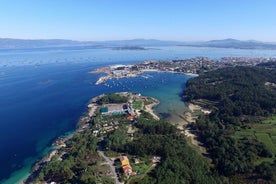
0, 0, 276, 42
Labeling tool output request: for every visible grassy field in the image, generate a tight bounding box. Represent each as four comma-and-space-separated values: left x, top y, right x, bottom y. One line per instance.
132, 163, 150, 174
234, 115, 276, 158
132, 100, 143, 110
255, 132, 276, 154
128, 162, 153, 184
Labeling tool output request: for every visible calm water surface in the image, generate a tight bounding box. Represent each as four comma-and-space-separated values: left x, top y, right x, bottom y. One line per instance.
1, 46, 276, 183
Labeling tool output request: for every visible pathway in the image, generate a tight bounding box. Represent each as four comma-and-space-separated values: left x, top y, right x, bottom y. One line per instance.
98, 150, 122, 184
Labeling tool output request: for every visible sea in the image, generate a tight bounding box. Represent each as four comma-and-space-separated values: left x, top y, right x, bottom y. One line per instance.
1, 46, 276, 184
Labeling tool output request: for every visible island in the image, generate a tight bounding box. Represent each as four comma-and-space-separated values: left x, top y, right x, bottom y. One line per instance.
111, 46, 148, 50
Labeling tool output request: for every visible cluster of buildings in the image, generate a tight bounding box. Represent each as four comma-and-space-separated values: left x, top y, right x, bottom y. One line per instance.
92, 120, 120, 136
84, 93, 162, 180
138, 57, 276, 74
90, 95, 139, 136
92, 57, 276, 85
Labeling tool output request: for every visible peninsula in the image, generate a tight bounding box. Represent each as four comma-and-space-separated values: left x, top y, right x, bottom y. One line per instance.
25, 92, 223, 184
91, 57, 276, 85
25, 92, 161, 183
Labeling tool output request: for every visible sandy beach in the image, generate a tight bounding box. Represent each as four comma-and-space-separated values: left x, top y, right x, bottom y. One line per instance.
144, 99, 160, 120
176, 102, 208, 154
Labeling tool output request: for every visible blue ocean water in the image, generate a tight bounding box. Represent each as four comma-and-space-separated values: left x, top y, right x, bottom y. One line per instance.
1, 46, 276, 183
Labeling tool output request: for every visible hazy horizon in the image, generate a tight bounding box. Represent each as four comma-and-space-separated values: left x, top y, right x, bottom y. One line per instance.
1, 0, 276, 42
1, 37, 275, 44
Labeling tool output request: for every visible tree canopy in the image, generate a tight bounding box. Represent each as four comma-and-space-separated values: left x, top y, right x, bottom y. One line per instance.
184, 66, 276, 182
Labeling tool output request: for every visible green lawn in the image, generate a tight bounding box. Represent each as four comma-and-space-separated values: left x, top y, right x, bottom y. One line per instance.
132, 100, 143, 110
262, 115, 276, 124
234, 131, 254, 139
132, 163, 150, 174
128, 163, 153, 184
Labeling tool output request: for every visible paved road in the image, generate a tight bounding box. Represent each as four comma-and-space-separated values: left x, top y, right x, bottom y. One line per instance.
98, 150, 122, 184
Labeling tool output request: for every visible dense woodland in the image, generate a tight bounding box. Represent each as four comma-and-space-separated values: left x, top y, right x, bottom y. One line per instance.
106, 113, 225, 184
185, 66, 276, 182
257, 61, 276, 69
31, 111, 225, 183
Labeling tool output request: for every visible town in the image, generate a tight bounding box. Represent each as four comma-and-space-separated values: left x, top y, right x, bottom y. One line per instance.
91, 57, 276, 85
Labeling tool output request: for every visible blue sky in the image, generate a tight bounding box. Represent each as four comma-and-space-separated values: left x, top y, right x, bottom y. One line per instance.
0, 0, 276, 41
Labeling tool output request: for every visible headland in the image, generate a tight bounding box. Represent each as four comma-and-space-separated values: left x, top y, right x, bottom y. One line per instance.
25, 92, 160, 183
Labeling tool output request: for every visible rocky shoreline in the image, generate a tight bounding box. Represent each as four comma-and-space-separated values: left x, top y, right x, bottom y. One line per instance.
24, 92, 161, 183
24, 98, 99, 183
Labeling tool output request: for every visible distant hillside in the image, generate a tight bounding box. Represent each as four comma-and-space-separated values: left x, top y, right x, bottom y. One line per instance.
1, 38, 276, 50
0, 38, 182, 49
0, 38, 86, 49
180, 38, 276, 50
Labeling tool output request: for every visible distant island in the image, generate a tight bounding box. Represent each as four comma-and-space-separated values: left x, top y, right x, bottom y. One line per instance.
1, 38, 276, 50
111, 46, 148, 50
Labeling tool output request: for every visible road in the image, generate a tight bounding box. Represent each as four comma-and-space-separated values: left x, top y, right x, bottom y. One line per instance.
98, 150, 122, 184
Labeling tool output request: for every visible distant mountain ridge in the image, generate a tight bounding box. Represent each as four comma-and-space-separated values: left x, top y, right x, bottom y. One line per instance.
0, 38, 182, 49
180, 38, 276, 49
1, 38, 276, 50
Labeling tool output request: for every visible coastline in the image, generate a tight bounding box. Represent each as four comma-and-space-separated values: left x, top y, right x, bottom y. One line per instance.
24, 89, 208, 183
24, 101, 97, 183
180, 102, 209, 154
24, 92, 160, 183
144, 98, 160, 120
91, 64, 198, 85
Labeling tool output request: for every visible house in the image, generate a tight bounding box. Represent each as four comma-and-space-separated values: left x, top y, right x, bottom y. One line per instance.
122, 164, 132, 175
120, 156, 134, 176
93, 130, 99, 135
129, 111, 135, 116
113, 121, 119, 125
120, 156, 130, 166
127, 116, 134, 121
